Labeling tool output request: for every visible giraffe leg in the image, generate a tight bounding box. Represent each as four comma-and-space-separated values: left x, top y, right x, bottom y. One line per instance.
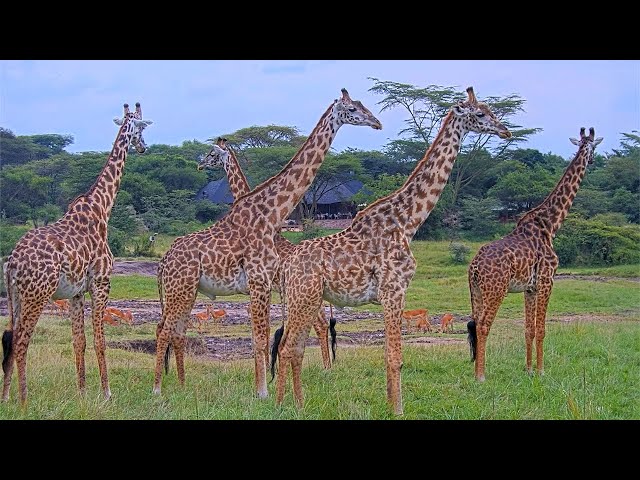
89, 279, 112, 400
275, 339, 290, 406
69, 294, 87, 394
248, 279, 272, 398
474, 297, 503, 383
380, 290, 404, 416
154, 282, 197, 394
534, 279, 553, 376
275, 313, 314, 408
291, 348, 305, 409
154, 322, 172, 394
312, 308, 331, 369
14, 299, 47, 405
524, 290, 537, 375
172, 316, 188, 386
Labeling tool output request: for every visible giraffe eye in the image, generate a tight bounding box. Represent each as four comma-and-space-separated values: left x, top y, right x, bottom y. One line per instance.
348, 107, 356, 113
476, 112, 485, 118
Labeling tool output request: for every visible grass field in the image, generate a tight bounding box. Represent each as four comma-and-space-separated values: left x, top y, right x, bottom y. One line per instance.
0, 240, 638, 419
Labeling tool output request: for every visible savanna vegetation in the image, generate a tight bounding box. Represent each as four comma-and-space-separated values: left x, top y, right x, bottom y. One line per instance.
2, 80, 638, 267
0, 79, 638, 420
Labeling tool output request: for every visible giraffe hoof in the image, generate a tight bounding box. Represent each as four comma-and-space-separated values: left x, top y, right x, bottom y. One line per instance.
152, 387, 162, 395
257, 389, 269, 399
538, 369, 545, 377
476, 375, 486, 382
526, 369, 534, 376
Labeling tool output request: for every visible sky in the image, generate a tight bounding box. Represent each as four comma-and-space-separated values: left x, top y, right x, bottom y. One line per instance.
1, 60, 638, 160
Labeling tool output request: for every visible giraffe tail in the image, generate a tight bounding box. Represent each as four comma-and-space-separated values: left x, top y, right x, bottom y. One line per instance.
164, 344, 172, 374
2, 262, 16, 374
329, 305, 337, 361
467, 320, 477, 362
270, 325, 284, 383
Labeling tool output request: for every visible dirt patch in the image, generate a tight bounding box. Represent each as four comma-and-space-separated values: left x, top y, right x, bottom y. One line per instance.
108, 328, 467, 362
554, 274, 640, 283
112, 260, 159, 276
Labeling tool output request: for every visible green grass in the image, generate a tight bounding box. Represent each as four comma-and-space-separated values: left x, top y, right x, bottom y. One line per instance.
1, 240, 637, 419
0, 315, 637, 419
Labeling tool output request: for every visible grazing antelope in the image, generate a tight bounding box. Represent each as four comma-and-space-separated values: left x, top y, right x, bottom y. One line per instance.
103, 307, 134, 326
402, 309, 430, 333
211, 308, 226, 323
50, 299, 70, 316
190, 305, 215, 331
439, 313, 455, 333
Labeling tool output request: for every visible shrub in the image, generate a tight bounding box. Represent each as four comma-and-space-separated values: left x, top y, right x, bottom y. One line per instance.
0, 221, 31, 257
300, 219, 323, 241
108, 226, 127, 257
554, 216, 640, 266
449, 242, 471, 264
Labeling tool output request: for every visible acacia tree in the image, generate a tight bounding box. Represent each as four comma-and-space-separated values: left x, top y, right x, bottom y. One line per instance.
368, 78, 542, 207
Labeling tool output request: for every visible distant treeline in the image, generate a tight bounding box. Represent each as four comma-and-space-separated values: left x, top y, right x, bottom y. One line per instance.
1, 80, 638, 266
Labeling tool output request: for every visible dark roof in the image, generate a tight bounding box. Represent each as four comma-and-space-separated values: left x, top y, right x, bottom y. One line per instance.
196, 177, 367, 205
306, 179, 365, 204
196, 178, 236, 204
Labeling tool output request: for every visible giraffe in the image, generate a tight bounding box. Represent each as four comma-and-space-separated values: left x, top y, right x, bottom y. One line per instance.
154, 89, 382, 397
197, 138, 336, 369
271, 87, 512, 415
2, 103, 153, 404
467, 127, 603, 382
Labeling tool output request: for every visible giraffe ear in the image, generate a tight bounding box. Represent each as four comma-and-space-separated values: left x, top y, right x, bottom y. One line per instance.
452, 104, 467, 116
569, 137, 579, 145
134, 119, 153, 127
113, 117, 124, 126
594, 137, 603, 146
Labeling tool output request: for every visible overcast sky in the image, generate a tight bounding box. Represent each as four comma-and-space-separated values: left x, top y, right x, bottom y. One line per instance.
1, 60, 638, 159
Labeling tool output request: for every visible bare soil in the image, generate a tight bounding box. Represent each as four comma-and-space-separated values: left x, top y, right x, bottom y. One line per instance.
0, 260, 636, 363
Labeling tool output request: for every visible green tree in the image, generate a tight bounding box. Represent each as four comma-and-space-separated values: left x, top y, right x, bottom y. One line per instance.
488, 164, 557, 215
33, 203, 63, 227
368, 78, 542, 207
459, 196, 501, 238
0, 166, 51, 223
572, 188, 613, 219
352, 173, 406, 206
243, 146, 298, 186
214, 125, 306, 150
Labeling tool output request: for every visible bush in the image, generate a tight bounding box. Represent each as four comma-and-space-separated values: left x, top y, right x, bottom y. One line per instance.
132, 236, 157, 258
108, 227, 127, 257
449, 242, 471, 264
300, 219, 324, 241
0, 221, 31, 257
554, 216, 640, 266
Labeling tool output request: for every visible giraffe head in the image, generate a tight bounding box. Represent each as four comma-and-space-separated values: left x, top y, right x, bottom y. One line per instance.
197, 137, 232, 170
452, 87, 512, 139
112, 102, 154, 154
333, 88, 383, 130
569, 127, 603, 164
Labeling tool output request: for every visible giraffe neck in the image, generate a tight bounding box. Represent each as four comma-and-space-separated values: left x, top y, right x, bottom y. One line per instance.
225, 148, 251, 200
85, 118, 133, 219
233, 102, 339, 225
350, 111, 463, 239
517, 146, 590, 236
